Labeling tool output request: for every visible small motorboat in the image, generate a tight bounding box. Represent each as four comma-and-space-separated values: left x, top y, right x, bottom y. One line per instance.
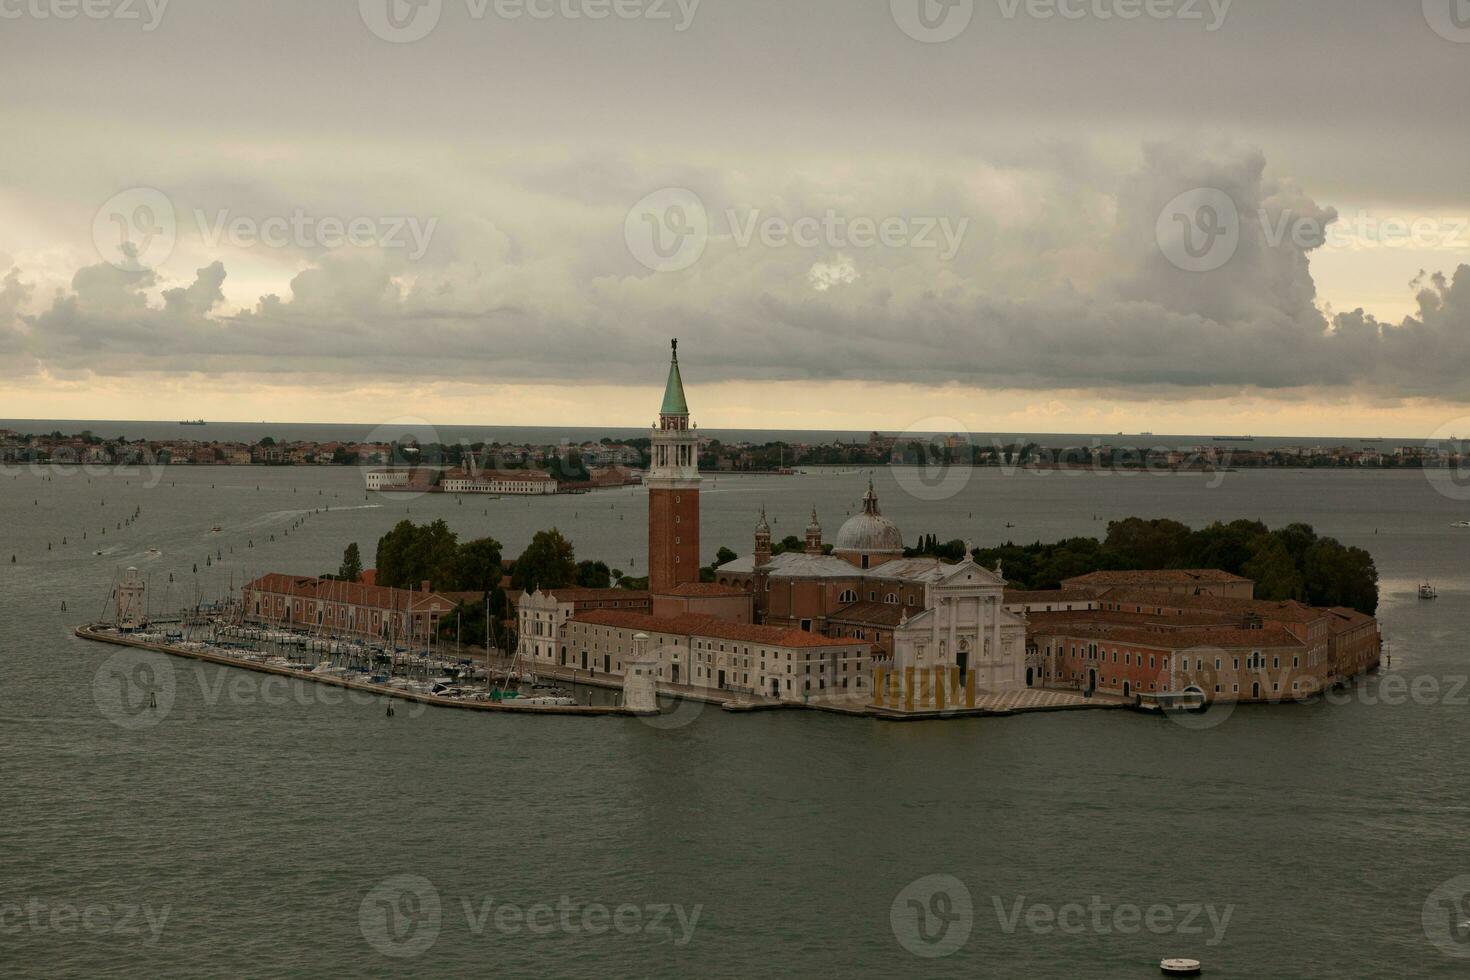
1160, 959, 1202, 977
1453, 521, 1470, 529
1420, 582, 1438, 600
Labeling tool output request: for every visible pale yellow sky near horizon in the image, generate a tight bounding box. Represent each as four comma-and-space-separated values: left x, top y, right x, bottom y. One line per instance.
4, 377, 1469, 441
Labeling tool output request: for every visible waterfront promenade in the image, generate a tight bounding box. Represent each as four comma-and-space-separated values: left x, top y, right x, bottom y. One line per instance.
77, 622, 1134, 723
75, 624, 648, 718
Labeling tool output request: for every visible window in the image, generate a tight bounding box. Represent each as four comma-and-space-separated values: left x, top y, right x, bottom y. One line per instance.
839, 590, 857, 604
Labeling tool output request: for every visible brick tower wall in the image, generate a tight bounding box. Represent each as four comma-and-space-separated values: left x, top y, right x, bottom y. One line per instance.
648, 487, 701, 592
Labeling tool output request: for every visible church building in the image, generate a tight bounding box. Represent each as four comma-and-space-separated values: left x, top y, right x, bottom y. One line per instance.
518, 340, 1032, 709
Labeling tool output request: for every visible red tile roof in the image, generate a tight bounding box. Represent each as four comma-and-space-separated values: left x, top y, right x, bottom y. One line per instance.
1064, 569, 1252, 586
1093, 589, 1325, 623
244, 573, 453, 611
1030, 619, 1305, 651
658, 583, 751, 598
571, 610, 862, 649
827, 601, 924, 628
1003, 589, 1099, 604
544, 588, 651, 603
444, 468, 555, 482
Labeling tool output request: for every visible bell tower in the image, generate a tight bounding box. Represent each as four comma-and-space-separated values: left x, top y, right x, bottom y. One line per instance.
805, 508, 823, 555
648, 339, 701, 593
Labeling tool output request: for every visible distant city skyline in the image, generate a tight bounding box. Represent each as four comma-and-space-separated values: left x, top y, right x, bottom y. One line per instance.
3, 1, 1469, 437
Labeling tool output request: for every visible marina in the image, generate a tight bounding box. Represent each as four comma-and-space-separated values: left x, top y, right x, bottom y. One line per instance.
75, 622, 651, 717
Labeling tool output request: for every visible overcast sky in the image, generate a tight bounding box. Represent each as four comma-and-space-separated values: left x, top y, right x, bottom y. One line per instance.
2, 0, 1469, 436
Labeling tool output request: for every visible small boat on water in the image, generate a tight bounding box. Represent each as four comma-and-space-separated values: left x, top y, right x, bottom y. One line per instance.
1420, 582, 1438, 600
1453, 521, 1470, 529
1137, 689, 1208, 714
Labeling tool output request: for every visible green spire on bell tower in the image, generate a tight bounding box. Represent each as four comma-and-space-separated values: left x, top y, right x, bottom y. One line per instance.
660, 338, 689, 417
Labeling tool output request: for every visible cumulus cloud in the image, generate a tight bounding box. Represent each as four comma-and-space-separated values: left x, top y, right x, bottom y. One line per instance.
7, 138, 1470, 401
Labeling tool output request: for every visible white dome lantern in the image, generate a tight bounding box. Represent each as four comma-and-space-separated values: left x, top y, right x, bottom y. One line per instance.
833, 481, 903, 567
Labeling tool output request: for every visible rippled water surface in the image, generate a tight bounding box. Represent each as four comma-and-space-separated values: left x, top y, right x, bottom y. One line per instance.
3, 463, 1468, 977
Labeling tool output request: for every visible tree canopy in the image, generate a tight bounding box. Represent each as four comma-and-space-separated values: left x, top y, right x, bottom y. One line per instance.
512, 529, 578, 594
338, 542, 363, 583
973, 517, 1379, 614
375, 519, 504, 594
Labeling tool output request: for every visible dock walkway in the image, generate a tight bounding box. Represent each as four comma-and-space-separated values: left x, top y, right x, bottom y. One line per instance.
75, 625, 648, 717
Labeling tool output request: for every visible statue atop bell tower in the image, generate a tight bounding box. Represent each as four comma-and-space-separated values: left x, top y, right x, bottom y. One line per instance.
647, 339, 701, 593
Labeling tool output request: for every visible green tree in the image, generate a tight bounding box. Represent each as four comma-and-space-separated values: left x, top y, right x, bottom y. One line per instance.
1242, 537, 1302, 602
338, 542, 363, 583
577, 560, 612, 589
512, 529, 578, 594
715, 546, 737, 567
1303, 539, 1379, 615
1104, 518, 1191, 569
454, 537, 505, 593
772, 535, 804, 556
375, 519, 461, 591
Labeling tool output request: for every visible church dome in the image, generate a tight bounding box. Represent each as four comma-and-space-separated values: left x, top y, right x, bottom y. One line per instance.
833, 482, 903, 554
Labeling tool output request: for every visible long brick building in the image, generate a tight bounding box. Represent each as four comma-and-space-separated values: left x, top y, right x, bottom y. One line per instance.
242, 573, 457, 644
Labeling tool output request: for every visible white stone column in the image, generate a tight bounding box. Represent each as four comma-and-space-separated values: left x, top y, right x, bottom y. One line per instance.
991, 595, 1002, 681
947, 595, 957, 667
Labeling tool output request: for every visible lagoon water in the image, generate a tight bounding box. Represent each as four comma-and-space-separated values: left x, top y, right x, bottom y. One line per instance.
3, 461, 1468, 977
